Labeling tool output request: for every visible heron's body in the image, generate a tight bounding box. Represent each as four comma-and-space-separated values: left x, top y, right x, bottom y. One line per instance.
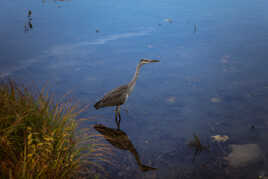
94, 59, 159, 127
94, 84, 129, 109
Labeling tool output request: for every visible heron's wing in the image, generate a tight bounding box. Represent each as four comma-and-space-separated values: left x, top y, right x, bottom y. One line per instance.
95, 85, 128, 108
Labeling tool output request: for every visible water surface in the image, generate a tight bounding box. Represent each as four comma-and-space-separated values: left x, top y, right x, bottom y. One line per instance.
1, 0, 268, 178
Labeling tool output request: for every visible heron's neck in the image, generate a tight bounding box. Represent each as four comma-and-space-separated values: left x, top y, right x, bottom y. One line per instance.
128, 63, 142, 93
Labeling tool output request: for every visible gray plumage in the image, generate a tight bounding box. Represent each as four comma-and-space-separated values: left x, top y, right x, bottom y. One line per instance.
94, 85, 128, 109
94, 59, 159, 110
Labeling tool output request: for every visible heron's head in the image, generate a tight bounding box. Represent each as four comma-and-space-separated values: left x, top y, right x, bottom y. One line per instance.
140, 59, 160, 65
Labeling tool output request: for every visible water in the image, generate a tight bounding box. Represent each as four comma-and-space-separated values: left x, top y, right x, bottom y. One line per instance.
1, 0, 268, 178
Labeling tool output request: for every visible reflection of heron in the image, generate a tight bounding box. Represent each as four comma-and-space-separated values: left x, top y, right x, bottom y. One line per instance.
94, 59, 160, 127
94, 124, 156, 172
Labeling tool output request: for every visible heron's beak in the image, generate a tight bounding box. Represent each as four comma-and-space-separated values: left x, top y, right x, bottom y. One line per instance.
144, 59, 160, 63
149, 59, 160, 63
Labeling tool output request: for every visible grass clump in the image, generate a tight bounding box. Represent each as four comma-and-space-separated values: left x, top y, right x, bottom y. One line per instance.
0, 80, 108, 178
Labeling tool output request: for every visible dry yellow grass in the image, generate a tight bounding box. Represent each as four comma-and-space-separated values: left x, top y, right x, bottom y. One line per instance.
0, 80, 112, 179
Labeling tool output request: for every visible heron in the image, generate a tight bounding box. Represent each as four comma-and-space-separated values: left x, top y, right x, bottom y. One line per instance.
94, 59, 160, 127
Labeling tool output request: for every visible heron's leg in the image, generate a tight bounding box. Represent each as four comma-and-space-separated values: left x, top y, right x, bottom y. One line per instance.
116, 106, 120, 112
115, 106, 121, 129
114, 106, 118, 124
116, 117, 120, 129
118, 112, 122, 124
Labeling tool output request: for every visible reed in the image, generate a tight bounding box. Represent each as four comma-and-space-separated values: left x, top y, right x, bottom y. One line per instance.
0, 80, 111, 179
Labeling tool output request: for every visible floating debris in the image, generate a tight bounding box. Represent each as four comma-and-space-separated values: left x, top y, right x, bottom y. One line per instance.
166, 96, 176, 103
210, 97, 221, 103
211, 135, 229, 142
224, 144, 263, 168
164, 18, 173, 24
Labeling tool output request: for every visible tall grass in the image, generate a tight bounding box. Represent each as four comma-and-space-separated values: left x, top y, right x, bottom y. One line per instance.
0, 80, 111, 179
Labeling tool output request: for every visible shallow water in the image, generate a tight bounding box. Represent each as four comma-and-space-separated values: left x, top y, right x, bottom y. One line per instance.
1, 0, 268, 178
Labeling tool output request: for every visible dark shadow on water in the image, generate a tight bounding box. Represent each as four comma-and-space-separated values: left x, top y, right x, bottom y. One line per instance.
94, 124, 157, 172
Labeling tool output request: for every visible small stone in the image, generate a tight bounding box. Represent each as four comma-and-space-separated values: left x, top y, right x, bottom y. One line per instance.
211, 97, 221, 103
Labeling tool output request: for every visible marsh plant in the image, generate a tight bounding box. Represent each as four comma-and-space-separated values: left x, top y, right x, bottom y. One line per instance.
0, 80, 111, 178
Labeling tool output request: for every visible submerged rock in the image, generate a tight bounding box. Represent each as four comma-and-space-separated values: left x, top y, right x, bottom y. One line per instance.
225, 144, 263, 168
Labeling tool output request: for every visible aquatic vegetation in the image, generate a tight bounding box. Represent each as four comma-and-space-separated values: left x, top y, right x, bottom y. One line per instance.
28, 10, 32, 17
0, 80, 110, 178
188, 134, 209, 161
24, 10, 33, 33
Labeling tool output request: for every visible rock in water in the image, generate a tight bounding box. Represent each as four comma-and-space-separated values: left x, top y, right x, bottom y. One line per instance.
225, 144, 263, 168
